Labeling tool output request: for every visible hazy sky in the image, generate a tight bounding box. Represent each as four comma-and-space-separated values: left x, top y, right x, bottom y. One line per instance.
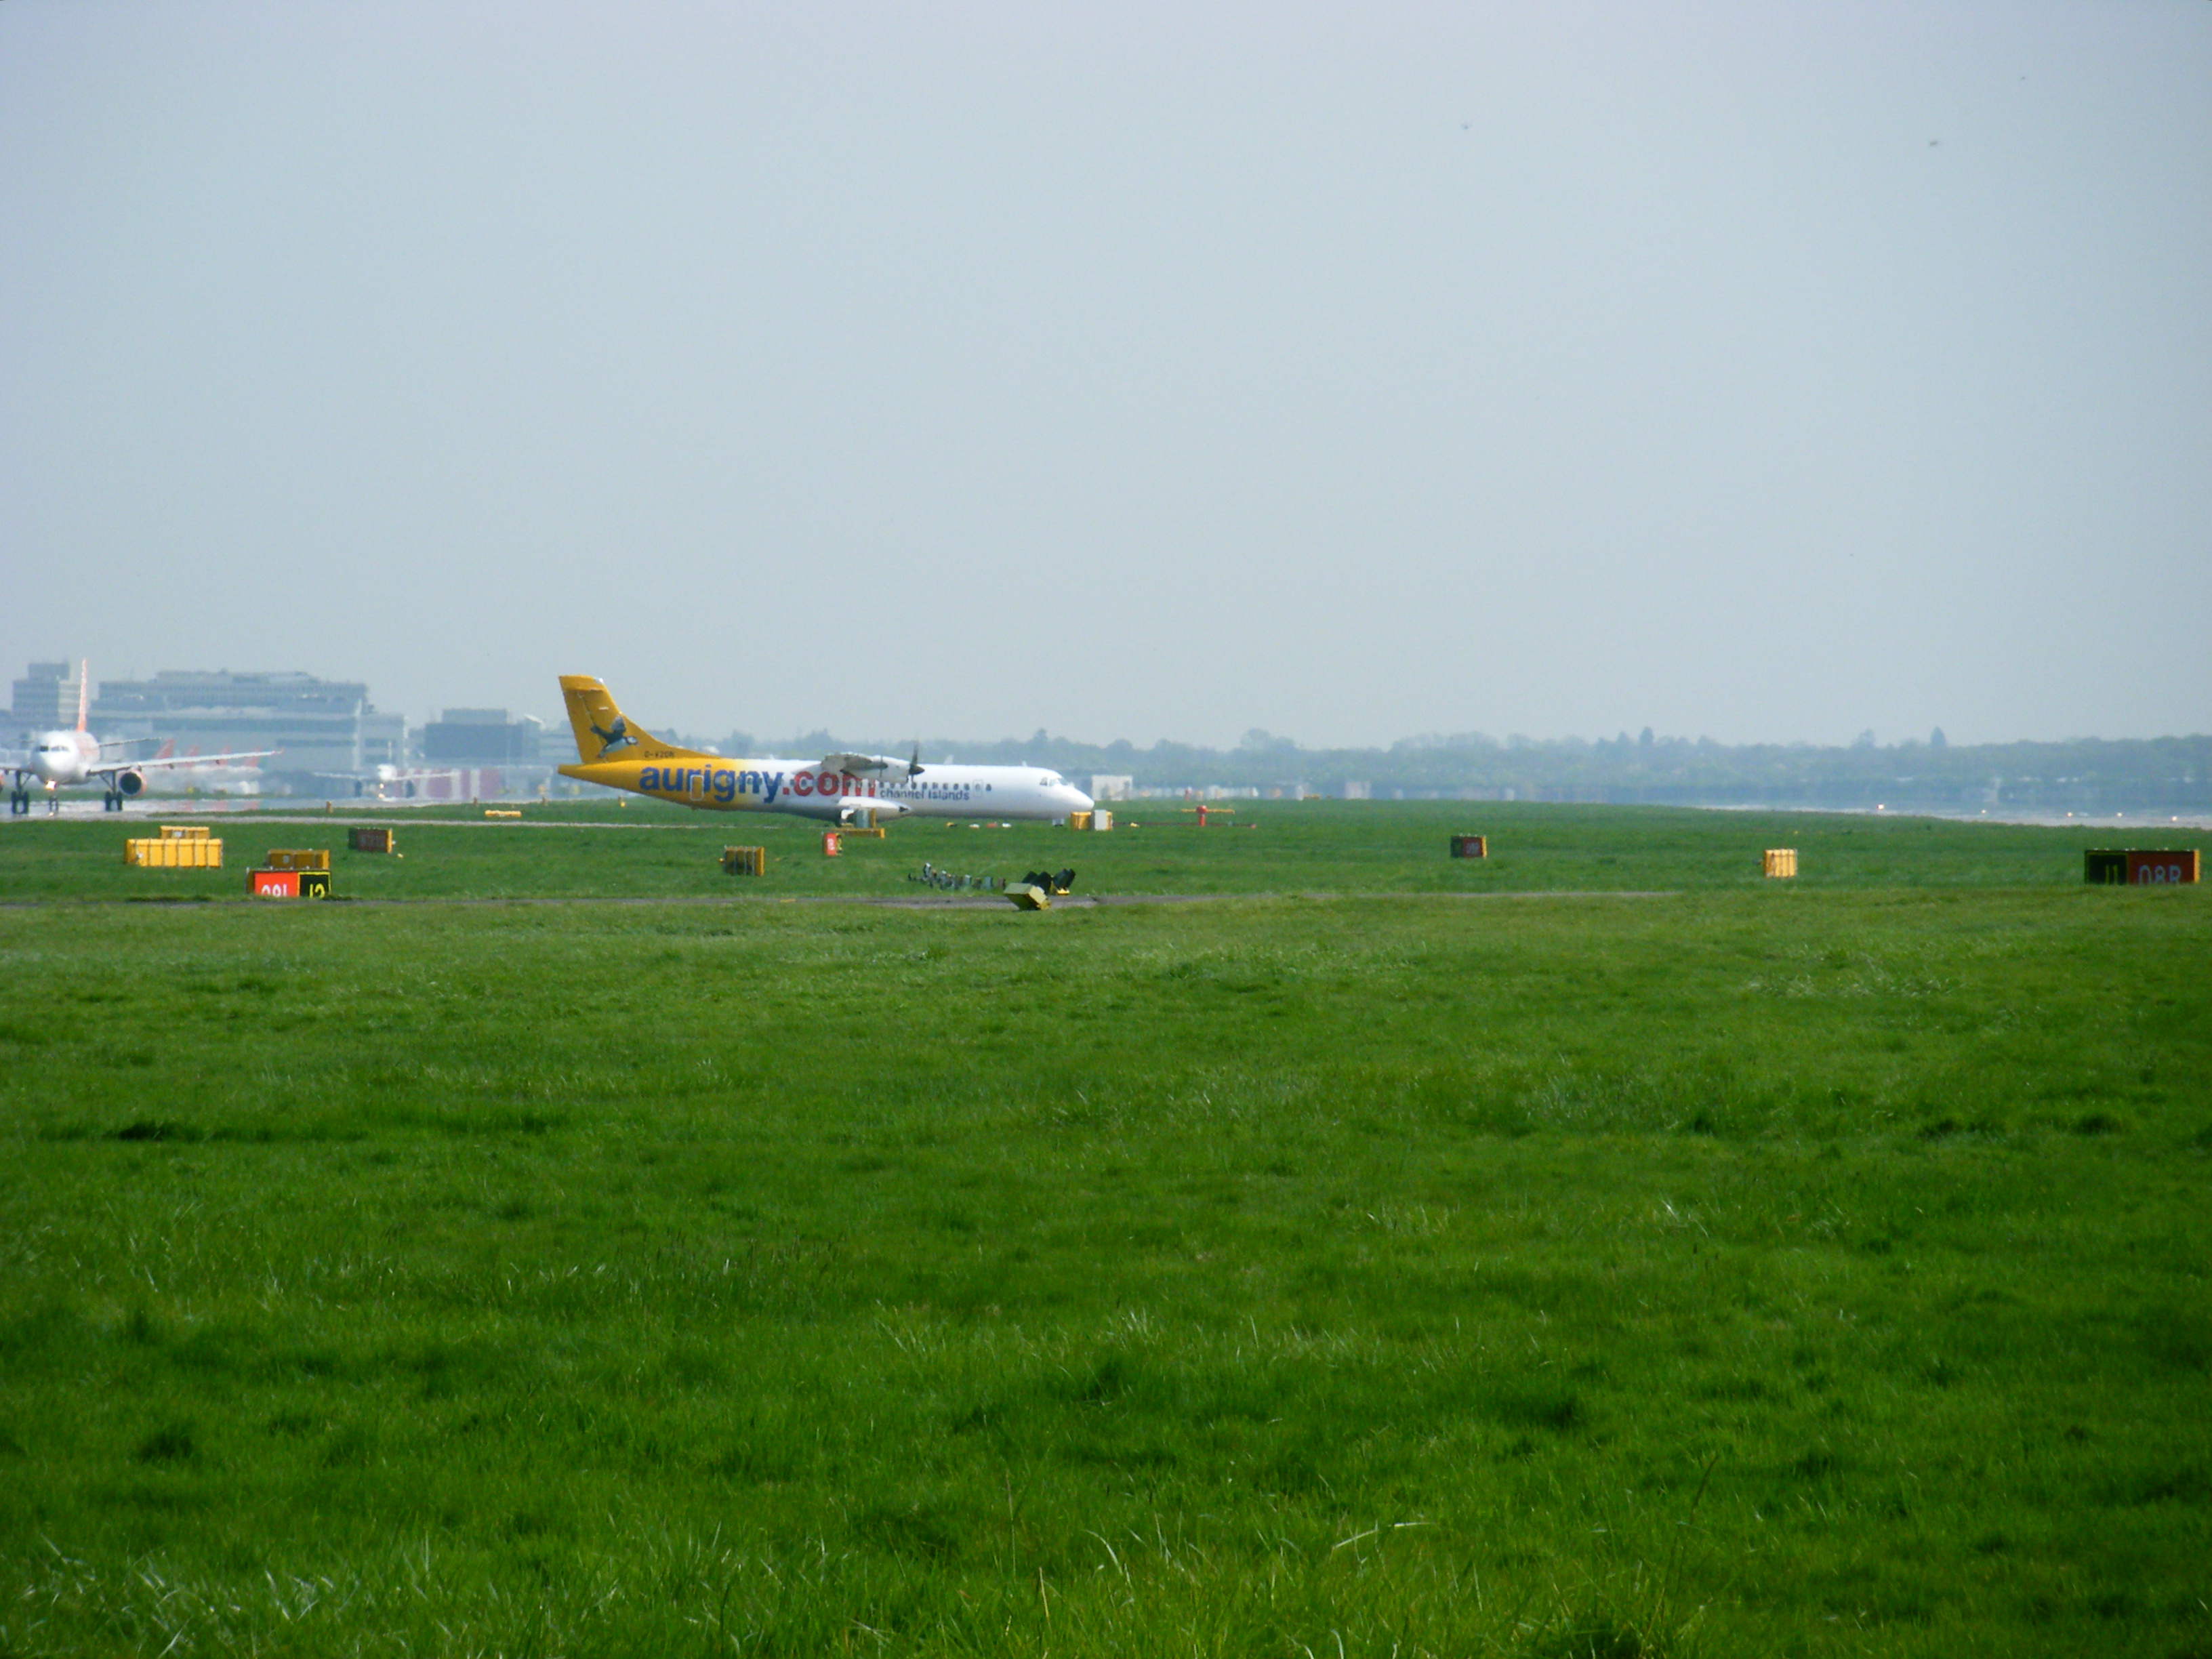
3, 2, 2206, 750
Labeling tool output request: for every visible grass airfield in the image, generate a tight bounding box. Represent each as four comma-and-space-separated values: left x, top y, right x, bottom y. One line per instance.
1, 802, 2206, 1656
0, 794, 2196, 900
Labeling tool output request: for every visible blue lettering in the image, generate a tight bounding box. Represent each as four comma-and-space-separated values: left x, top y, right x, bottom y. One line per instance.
713, 769, 736, 804
763, 771, 783, 804
640, 765, 661, 791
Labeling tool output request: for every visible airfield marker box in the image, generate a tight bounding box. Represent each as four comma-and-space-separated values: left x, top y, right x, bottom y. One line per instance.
2085, 849, 2199, 886
1764, 848, 1799, 878
721, 846, 767, 876
125, 836, 222, 869
157, 824, 211, 840
264, 848, 330, 872
249, 868, 299, 898
1450, 834, 1487, 859
348, 827, 396, 853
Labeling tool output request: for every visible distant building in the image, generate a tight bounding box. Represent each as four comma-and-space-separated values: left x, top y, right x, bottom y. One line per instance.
419, 709, 543, 766
1341, 781, 1371, 800
1090, 774, 1134, 801
9, 661, 74, 734
90, 670, 407, 787
375, 766, 513, 803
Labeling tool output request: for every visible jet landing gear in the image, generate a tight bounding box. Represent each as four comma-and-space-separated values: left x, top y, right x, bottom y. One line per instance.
103, 789, 125, 813
7, 788, 27, 817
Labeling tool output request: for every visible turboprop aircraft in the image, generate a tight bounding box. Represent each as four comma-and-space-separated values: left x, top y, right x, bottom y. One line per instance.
556, 675, 1094, 824
4, 662, 276, 815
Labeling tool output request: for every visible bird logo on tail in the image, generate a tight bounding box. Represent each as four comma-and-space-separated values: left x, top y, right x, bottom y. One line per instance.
590, 716, 636, 759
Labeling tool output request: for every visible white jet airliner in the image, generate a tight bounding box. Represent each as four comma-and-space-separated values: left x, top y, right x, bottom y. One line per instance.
556, 675, 1094, 824
4, 662, 276, 815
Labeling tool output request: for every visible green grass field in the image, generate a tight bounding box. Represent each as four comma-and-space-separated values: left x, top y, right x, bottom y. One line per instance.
1, 803, 2207, 1656
0, 795, 2192, 902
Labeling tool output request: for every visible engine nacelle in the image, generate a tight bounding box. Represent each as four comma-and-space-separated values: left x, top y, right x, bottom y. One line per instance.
115, 770, 146, 797
838, 798, 911, 825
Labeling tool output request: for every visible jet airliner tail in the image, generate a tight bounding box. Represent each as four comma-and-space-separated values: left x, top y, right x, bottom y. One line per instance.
558, 675, 711, 764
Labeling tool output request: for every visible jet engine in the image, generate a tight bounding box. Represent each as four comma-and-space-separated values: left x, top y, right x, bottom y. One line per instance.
115, 770, 146, 797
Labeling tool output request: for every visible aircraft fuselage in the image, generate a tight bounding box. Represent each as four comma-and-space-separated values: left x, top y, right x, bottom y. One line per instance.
560, 750, 1091, 822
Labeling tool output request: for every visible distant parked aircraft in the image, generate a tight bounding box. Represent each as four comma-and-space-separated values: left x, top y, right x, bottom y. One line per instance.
556, 675, 1094, 824
3, 662, 276, 815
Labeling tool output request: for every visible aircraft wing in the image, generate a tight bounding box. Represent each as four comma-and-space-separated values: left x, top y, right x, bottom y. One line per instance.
820, 750, 925, 777
110, 747, 279, 775
819, 752, 901, 775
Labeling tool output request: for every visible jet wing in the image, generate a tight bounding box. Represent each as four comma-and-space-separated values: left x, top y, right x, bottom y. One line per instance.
112, 748, 279, 774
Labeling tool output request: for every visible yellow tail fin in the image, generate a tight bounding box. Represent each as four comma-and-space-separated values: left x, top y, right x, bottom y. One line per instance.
558, 676, 710, 764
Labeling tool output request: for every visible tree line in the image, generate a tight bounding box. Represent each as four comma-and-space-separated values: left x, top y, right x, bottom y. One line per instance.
857, 729, 2212, 812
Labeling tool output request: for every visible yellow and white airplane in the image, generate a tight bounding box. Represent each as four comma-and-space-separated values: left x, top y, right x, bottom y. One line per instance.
5, 662, 275, 815
556, 676, 1094, 824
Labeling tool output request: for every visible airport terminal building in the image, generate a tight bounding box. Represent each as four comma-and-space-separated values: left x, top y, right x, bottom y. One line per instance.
10, 661, 572, 798
88, 670, 407, 790
7, 661, 79, 735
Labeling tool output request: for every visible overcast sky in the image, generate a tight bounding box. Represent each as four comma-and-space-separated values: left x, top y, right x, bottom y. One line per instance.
3, 2, 2206, 751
